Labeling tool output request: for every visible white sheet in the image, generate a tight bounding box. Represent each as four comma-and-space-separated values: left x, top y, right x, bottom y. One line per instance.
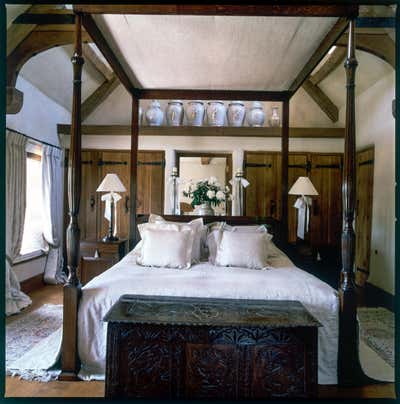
77, 243, 338, 384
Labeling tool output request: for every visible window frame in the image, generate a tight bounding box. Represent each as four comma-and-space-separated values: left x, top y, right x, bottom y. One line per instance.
17, 150, 47, 263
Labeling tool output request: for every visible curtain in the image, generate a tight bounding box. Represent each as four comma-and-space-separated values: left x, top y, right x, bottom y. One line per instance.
6, 130, 32, 316
41, 145, 66, 284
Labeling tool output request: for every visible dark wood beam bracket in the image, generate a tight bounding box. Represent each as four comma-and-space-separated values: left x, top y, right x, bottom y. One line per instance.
139, 89, 290, 102
80, 13, 139, 95
14, 13, 75, 25
289, 17, 353, 95
57, 124, 345, 139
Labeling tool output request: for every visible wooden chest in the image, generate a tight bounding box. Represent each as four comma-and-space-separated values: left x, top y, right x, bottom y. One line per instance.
104, 295, 320, 399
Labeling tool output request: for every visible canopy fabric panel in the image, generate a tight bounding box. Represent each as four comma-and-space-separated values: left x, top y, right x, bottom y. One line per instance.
93, 14, 338, 91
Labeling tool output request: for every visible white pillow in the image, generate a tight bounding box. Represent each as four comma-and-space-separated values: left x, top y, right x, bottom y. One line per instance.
215, 231, 272, 270
223, 224, 270, 233
137, 227, 194, 269
148, 214, 204, 263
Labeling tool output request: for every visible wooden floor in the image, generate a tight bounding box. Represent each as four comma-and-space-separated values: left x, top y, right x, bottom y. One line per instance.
5, 285, 396, 399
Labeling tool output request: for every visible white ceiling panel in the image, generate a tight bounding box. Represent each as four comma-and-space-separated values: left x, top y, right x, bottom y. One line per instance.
93, 14, 338, 91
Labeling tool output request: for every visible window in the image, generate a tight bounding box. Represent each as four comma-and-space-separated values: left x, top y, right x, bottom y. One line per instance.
20, 152, 46, 257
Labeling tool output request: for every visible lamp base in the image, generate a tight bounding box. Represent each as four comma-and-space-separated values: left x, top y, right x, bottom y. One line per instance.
102, 235, 119, 243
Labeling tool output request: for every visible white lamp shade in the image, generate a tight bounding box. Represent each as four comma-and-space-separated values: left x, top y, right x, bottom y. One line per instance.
96, 173, 127, 192
288, 176, 318, 196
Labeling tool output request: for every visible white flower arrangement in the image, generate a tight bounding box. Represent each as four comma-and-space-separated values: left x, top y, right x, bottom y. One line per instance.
183, 177, 230, 208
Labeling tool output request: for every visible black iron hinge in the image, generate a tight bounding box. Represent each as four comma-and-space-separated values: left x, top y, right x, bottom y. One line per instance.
244, 163, 273, 168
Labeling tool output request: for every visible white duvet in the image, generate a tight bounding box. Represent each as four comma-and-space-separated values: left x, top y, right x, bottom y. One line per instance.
77, 244, 339, 384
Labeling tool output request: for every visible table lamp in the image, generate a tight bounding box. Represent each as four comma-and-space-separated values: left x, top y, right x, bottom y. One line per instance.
288, 176, 318, 254
96, 173, 127, 242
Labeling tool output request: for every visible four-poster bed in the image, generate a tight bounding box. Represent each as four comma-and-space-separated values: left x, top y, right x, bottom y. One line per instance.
61, 3, 370, 389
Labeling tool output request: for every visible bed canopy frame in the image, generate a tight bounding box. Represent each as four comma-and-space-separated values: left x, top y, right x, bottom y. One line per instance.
61, 3, 371, 387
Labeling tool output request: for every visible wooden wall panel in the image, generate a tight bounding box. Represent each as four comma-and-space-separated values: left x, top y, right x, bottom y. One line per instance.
137, 151, 165, 215
79, 151, 100, 240
309, 154, 343, 248
355, 147, 374, 287
244, 152, 281, 219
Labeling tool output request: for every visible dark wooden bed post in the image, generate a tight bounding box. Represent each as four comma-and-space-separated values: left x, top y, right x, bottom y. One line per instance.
338, 19, 372, 386
281, 99, 289, 243
59, 13, 83, 381
129, 95, 140, 250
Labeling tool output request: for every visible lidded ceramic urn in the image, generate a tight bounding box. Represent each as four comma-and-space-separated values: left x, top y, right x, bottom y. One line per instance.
166, 100, 184, 126
227, 101, 246, 127
247, 101, 265, 127
207, 101, 226, 126
145, 100, 164, 126
186, 101, 205, 126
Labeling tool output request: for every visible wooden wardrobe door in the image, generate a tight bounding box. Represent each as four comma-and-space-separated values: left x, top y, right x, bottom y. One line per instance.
136, 151, 165, 214
309, 154, 343, 248
355, 147, 374, 287
288, 154, 308, 244
98, 151, 131, 240
244, 152, 281, 219
80, 151, 100, 240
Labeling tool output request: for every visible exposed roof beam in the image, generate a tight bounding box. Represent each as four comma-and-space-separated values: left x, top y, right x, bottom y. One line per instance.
7, 5, 37, 56
82, 43, 114, 81
139, 89, 290, 102
74, 4, 358, 17
81, 74, 119, 121
58, 124, 345, 139
7, 29, 91, 87
13, 12, 75, 25
302, 79, 339, 123
336, 32, 395, 68
288, 17, 350, 95
6, 87, 24, 114
309, 47, 347, 85
80, 13, 139, 95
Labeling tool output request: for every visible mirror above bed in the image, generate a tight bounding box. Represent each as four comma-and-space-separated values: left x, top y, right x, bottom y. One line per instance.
176, 152, 232, 216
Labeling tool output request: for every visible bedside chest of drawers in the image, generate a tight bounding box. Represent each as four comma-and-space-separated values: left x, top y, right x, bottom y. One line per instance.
79, 239, 128, 285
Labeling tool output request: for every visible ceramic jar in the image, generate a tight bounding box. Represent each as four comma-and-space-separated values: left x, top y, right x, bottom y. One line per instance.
186, 101, 205, 126
145, 100, 164, 126
207, 101, 226, 126
247, 101, 265, 127
166, 100, 184, 126
270, 106, 281, 127
227, 101, 246, 127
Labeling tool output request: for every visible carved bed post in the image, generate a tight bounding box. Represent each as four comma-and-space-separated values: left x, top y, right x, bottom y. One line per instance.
129, 95, 139, 250
59, 13, 83, 381
338, 19, 371, 386
281, 99, 289, 243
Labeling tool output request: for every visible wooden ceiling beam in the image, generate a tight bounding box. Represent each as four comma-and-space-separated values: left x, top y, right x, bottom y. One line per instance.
13, 12, 75, 25
309, 46, 347, 85
139, 89, 290, 101
302, 79, 339, 122
74, 4, 358, 17
81, 13, 139, 95
288, 17, 351, 95
7, 29, 91, 87
58, 124, 345, 139
336, 32, 395, 68
82, 43, 114, 81
81, 74, 119, 121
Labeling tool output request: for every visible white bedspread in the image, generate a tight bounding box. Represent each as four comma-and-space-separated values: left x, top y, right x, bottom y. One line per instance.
77, 244, 339, 384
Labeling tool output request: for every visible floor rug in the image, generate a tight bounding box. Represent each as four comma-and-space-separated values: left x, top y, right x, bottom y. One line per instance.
357, 307, 394, 368
6, 304, 63, 381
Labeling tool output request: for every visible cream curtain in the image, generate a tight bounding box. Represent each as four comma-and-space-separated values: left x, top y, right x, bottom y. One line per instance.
6, 130, 32, 316
41, 145, 66, 284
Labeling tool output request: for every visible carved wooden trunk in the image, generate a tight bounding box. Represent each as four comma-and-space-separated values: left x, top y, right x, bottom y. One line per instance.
104, 295, 320, 399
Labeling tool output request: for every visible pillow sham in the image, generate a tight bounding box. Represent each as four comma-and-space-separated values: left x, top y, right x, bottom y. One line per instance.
137, 227, 194, 269
214, 231, 271, 270
148, 214, 205, 263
